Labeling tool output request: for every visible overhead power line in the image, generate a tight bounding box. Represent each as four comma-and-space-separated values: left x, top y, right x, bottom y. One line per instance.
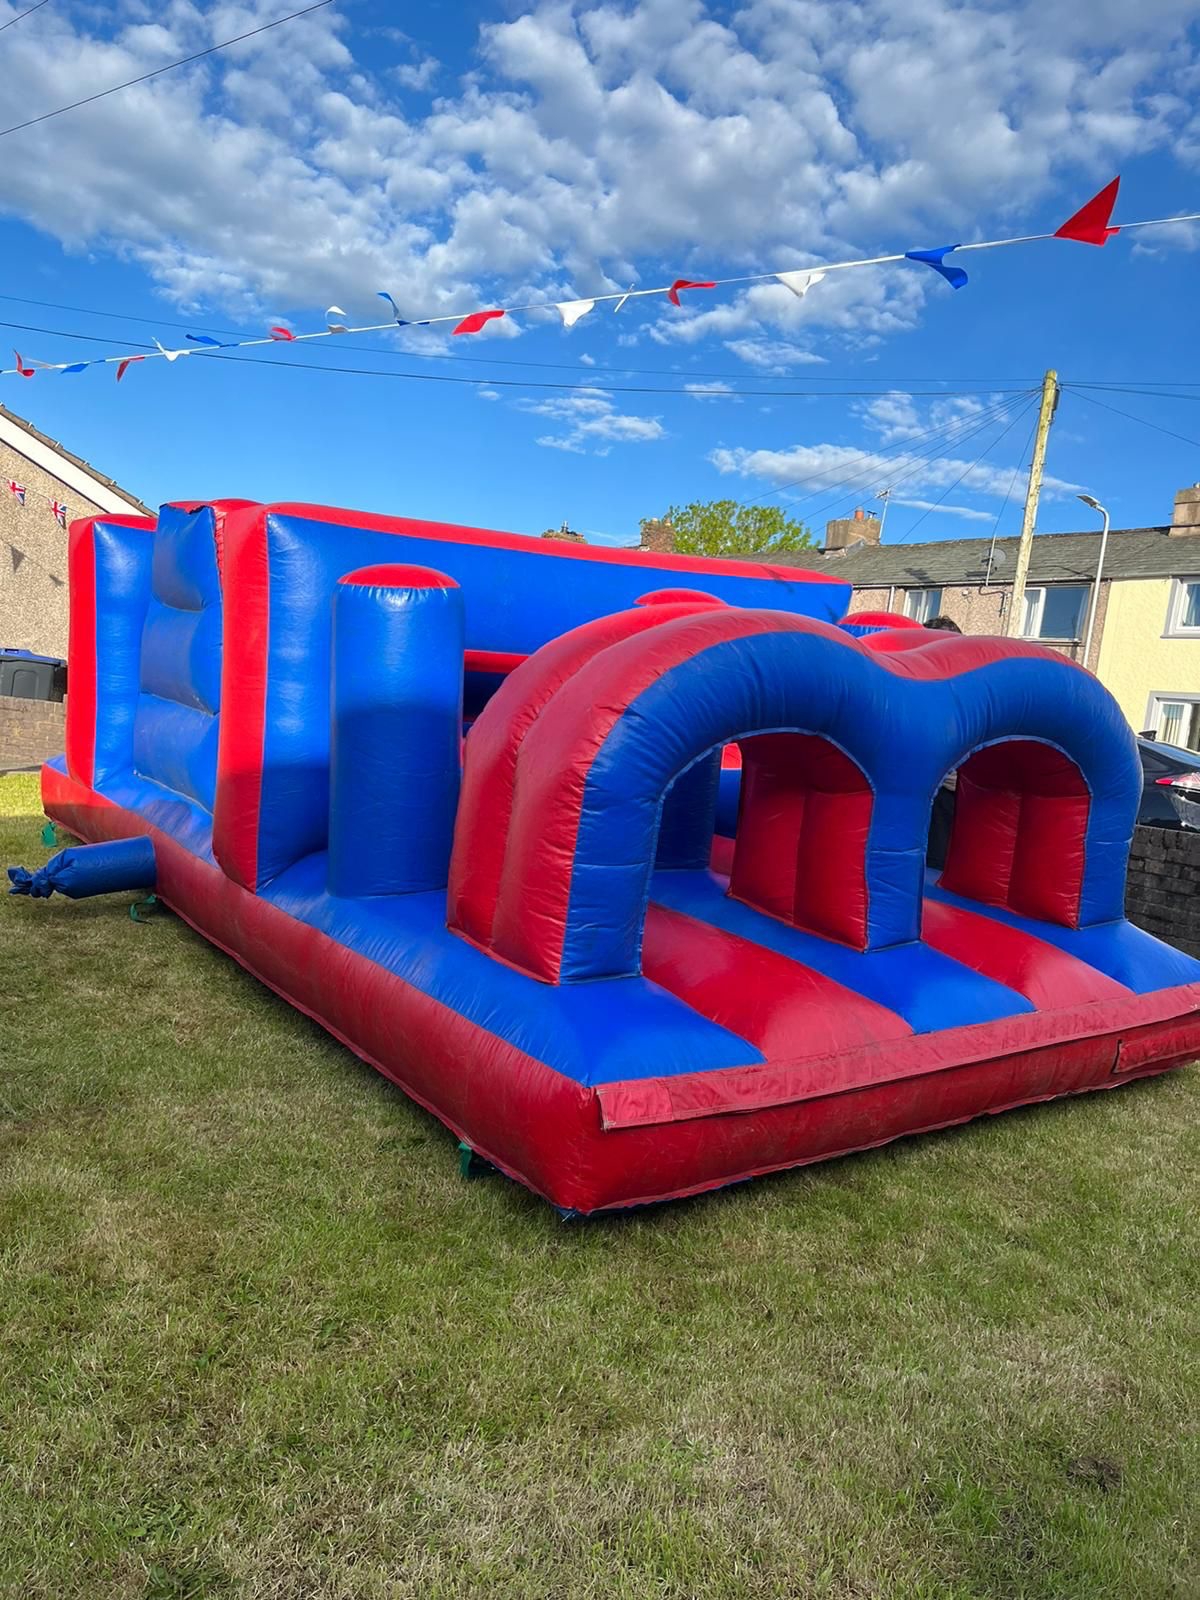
1067, 383, 1200, 404
1063, 386, 1200, 451
0, 0, 334, 139
0, 316, 1037, 400
892, 397, 1039, 544
738, 390, 1037, 512
793, 395, 1034, 531
0, 292, 1042, 385
774, 396, 1029, 522
0, 0, 51, 35
979, 407, 1041, 552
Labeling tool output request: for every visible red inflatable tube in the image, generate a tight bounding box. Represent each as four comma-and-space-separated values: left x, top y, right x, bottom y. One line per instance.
42, 762, 1200, 1215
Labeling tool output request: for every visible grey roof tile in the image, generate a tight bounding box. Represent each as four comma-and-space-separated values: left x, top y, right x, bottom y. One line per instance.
0, 403, 151, 514
750, 526, 1200, 585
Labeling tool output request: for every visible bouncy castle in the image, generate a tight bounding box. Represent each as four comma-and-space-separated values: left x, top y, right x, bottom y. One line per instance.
16, 500, 1200, 1214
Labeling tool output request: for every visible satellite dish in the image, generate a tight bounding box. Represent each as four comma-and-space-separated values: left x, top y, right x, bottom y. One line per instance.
990, 548, 1007, 568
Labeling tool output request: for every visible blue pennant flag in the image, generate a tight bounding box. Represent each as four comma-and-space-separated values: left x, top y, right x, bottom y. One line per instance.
378, 291, 409, 325
377, 291, 429, 327
905, 245, 968, 290
60, 362, 90, 374
186, 333, 225, 347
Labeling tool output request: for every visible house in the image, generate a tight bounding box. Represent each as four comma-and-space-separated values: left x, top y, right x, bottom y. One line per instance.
726, 490, 1197, 749
0, 404, 149, 658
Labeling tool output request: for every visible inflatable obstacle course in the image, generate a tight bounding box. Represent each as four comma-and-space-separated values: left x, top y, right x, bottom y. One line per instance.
19, 499, 1200, 1214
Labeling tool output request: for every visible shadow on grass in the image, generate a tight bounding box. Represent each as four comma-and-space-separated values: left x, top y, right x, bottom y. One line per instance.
4, 772, 1193, 1237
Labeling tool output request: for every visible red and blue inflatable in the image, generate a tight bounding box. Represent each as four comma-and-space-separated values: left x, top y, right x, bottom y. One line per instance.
20, 500, 1200, 1213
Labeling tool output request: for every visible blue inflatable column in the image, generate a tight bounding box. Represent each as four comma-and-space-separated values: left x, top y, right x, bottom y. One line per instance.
656, 753, 723, 868
637, 589, 728, 871
329, 564, 464, 897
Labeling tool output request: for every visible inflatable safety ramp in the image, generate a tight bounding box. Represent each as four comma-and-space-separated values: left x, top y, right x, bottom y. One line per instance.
32, 500, 1200, 1214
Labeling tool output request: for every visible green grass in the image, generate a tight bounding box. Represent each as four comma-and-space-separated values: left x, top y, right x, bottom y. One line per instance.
1, 770, 1197, 1600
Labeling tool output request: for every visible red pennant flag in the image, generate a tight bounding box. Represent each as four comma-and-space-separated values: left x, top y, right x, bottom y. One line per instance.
13, 350, 35, 378
1055, 177, 1121, 246
115, 356, 145, 382
667, 278, 717, 306
269, 326, 296, 341
452, 309, 506, 336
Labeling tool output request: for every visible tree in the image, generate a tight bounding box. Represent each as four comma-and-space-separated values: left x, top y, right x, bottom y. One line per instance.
663, 500, 814, 557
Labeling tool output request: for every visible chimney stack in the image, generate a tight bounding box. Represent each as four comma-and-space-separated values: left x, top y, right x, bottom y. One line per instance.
1170, 485, 1200, 536
639, 515, 676, 554
824, 506, 882, 551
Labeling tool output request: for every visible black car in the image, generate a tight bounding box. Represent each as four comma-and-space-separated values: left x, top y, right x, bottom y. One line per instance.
926, 736, 1199, 868
1137, 736, 1200, 827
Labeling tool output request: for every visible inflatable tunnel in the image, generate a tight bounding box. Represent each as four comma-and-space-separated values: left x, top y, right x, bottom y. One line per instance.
30, 499, 1200, 1214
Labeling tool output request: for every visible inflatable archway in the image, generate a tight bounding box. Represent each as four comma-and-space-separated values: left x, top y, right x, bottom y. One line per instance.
454, 611, 1140, 981
17, 499, 1200, 1215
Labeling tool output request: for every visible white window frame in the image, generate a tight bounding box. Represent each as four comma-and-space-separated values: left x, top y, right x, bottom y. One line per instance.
904, 587, 943, 623
1164, 576, 1200, 638
1145, 692, 1200, 752
1021, 584, 1087, 642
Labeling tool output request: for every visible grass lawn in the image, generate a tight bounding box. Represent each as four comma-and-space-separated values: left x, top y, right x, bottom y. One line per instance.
1, 770, 1198, 1599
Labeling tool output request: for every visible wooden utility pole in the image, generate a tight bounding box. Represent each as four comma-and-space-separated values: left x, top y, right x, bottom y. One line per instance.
876, 487, 892, 542
1006, 368, 1059, 636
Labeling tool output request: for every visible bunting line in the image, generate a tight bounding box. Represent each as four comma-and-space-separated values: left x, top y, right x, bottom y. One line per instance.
904, 246, 968, 290
5, 479, 69, 526
3, 178, 1198, 384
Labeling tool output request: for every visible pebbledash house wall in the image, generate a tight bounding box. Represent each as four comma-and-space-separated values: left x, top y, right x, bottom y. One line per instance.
843, 582, 1111, 672
0, 471, 100, 658
0, 411, 145, 658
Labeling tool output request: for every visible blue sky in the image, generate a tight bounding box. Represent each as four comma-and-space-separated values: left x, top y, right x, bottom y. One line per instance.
0, 0, 1197, 547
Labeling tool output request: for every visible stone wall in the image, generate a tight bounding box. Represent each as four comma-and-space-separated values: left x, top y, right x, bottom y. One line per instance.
0, 697, 65, 772
1125, 825, 1200, 958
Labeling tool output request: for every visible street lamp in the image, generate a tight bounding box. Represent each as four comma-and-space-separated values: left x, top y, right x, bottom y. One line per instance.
1077, 492, 1110, 670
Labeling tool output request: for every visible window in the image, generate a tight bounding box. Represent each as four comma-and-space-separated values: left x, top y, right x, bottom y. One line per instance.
1022, 585, 1087, 641
905, 588, 943, 623
1165, 578, 1200, 636
1148, 694, 1200, 752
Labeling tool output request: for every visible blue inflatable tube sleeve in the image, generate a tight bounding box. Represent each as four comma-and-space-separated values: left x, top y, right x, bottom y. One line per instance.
8, 836, 157, 899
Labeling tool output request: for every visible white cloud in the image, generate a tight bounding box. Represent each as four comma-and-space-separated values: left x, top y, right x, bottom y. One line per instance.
0, 0, 1194, 370
392, 55, 439, 93
476, 386, 500, 400
1131, 218, 1200, 255
710, 438, 1081, 502
892, 498, 995, 522
645, 272, 930, 355
537, 433, 587, 453
578, 351, 596, 365
518, 387, 666, 452
856, 390, 990, 445
724, 338, 828, 371
683, 381, 735, 400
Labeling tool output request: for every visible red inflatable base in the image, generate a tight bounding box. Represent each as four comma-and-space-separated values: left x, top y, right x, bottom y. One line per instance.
42, 763, 1200, 1215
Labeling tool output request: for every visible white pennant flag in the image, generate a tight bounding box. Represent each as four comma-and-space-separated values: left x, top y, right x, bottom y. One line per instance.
556, 299, 595, 329
775, 269, 827, 299
153, 339, 190, 361
326, 306, 349, 333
